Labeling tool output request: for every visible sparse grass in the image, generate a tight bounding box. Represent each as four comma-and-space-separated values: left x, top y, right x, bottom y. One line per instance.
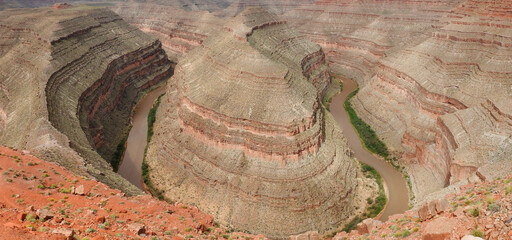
471, 206, 480, 217
505, 184, 512, 195
344, 89, 389, 158
341, 163, 386, 233
471, 228, 484, 238
487, 203, 500, 213
394, 229, 411, 238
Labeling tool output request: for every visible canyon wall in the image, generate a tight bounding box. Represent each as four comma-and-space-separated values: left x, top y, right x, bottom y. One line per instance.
144, 8, 373, 239
0, 6, 172, 195
346, 0, 512, 200
110, 3, 224, 62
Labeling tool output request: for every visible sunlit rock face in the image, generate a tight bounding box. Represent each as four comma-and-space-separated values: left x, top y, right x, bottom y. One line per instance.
0, 6, 172, 196
144, 8, 362, 239
326, 0, 512, 199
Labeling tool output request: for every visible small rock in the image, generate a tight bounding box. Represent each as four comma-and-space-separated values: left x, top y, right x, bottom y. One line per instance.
356, 218, 382, 234
289, 231, 318, 240
25, 205, 34, 212
52, 228, 74, 240
418, 201, 436, 221
74, 185, 85, 195
422, 217, 456, 240
4, 222, 20, 229
461, 235, 484, 240
54, 217, 63, 223
52, 3, 73, 9
119, 209, 127, 213
17, 212, 26, 222
127, 223, 146, 235
505, 215, 512, 224
95, 216, 105, 223
36, 208, 54, 221
435, 198, 449, 213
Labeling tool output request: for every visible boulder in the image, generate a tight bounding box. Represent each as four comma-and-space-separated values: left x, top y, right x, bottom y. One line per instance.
435, 198, 449, 214
73, 185, 85, 195
52, 228, 75, 240
17, 212, 26, 222
36, 208, 54, 221
422, 217, 456, 240
357, 218, 382, 234
127, 223, 146, 235
95, 216, 105, 223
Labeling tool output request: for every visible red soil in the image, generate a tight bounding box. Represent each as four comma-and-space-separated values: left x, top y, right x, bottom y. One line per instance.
0, 146, 264, 240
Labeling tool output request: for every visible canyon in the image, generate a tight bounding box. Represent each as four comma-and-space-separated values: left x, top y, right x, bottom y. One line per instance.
108, 0, 512, 204
0, 0, 511, 239
0, 5, 172, 197
143, 7, 374, 239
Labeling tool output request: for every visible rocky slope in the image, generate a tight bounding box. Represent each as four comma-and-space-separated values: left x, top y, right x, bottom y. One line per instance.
335, 173, 512, 240
0, 146, 261, 240
144, 7, 375, 239
0, 5, 172, 196
344, 0, 512, 201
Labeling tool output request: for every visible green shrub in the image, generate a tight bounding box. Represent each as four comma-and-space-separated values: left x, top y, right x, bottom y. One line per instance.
110, 131, 129, 172
394, 229, 411, 238
471, 207, 480, 217
471, 228, 484, 238
487, 203, 500, 213
344, 89, 389, 158
142, 94, 166, 200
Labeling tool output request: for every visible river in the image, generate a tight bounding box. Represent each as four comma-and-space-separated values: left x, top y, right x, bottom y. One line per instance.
118, 77, 408, 219
330, 77, 409, 220
117, 87, 166, 189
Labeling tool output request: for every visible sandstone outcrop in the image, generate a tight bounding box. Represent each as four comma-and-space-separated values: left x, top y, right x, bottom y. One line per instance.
0, 6, 172, 195
145, 7, 368, 239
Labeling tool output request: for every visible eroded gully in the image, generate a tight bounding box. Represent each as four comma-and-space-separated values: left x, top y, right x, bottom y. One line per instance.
330, 77, 409, 220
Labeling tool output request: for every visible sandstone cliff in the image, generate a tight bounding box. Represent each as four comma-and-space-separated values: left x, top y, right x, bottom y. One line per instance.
341, 0, 512, 201
0, 6, 172, 195
144, 7, 372, 239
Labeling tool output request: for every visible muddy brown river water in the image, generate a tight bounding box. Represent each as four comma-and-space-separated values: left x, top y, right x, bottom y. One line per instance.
330, 77, 409, 220
117, 87, 166, 189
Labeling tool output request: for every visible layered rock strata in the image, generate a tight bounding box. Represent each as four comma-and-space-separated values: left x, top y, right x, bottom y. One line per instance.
145, 8, 364, 239
0, 6, 172, 195
111, 3, 224, 62
348, 0, 512, 200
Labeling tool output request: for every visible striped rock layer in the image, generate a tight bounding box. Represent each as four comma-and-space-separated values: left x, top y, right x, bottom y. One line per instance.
145, 8, 361, 239
0, 6, 172, 195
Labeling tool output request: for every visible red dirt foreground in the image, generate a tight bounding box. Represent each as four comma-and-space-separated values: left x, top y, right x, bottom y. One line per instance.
334, 175, 512, 240
0, 146, 264, 240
